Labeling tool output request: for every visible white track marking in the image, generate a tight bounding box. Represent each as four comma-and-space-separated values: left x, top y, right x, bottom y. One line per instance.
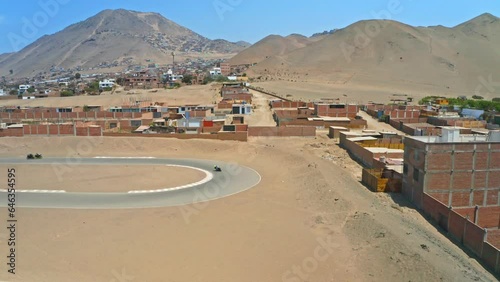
128, 165, 214, 194
94, 156, 156, 159
0, 189, 66, 193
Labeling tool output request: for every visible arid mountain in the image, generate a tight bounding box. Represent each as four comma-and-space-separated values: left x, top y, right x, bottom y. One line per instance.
311, 29, 338, 38
228, 34, 317, 65
234, 41, 252, 48
248, 13, 500, 99
0, 9, 247, 77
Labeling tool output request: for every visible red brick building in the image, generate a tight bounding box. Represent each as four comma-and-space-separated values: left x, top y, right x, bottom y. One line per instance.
124, 71, 160, 88
314, 103, 359, 118
403, 129, 500, 209
219, 62, 230, 76
403, 129, 500, 273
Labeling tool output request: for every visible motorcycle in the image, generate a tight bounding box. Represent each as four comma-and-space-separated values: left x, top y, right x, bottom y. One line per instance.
213, 166, 222, 172
27, 153, 42, 160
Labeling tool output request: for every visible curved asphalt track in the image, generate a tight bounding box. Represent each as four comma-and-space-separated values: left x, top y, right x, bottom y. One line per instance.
0, 158, 261, 209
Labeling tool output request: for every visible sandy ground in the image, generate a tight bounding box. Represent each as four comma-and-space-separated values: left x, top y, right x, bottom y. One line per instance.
245, 90, 277, 126
0, 136, 496, 282
0, 84, 221, 108
356, 111, 408, 135
252, 81, 435, 105
0, 165, 205, 193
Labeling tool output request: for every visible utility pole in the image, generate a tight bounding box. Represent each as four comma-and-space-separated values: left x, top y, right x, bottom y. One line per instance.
171, 52, 175, 73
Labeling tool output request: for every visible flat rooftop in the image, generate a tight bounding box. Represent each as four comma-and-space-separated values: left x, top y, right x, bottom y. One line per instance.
404, 123, 436, 129
342, 131, 381, 137
347, 136, 378, 142
310, 117, 351, 122
329, 126, 349, 130
407, 131, 500, 143
366, 147, 404, 153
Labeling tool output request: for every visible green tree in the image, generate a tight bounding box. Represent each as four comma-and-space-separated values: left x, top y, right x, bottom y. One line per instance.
60, 90, 74, 97
182, 74, 193, 84
27, 86, 35, 93
75, 73, 81, 80
9, 70, 13, 75
89, 81, 99, 90
203, 75, 214, 85
116, 77, 124, 85
9, 90, 17, 95
214, 75, 229, 82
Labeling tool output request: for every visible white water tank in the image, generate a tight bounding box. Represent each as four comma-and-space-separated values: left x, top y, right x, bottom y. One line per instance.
487, 131, 500, 142
440, 128, 460, 142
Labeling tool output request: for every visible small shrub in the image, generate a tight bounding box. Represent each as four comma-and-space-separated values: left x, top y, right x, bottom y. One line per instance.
60, 90, 74, 97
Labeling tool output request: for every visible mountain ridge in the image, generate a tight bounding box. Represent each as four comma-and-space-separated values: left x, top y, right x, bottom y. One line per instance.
244, 13, 499, 99
0, 9, 247, 77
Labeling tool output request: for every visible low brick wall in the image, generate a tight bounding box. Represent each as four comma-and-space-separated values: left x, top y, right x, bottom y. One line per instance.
247, 126, 316, 137
270, 101, 315, 108
0, 124, 102, 137
103, 131, 247, 141
328, 126, 350, 139
422, 193, 500, 274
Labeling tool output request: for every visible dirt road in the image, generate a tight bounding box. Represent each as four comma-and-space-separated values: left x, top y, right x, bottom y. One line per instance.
357, 110, 407, 134
245, 89, 277, 126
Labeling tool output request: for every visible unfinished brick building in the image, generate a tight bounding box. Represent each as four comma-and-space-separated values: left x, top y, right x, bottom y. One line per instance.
403, 129, 500, 209
314, 103, 359, 118
402, 129, 500, 272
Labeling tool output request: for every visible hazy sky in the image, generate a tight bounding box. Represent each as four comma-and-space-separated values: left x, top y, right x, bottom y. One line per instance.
0, 0, 499, 54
